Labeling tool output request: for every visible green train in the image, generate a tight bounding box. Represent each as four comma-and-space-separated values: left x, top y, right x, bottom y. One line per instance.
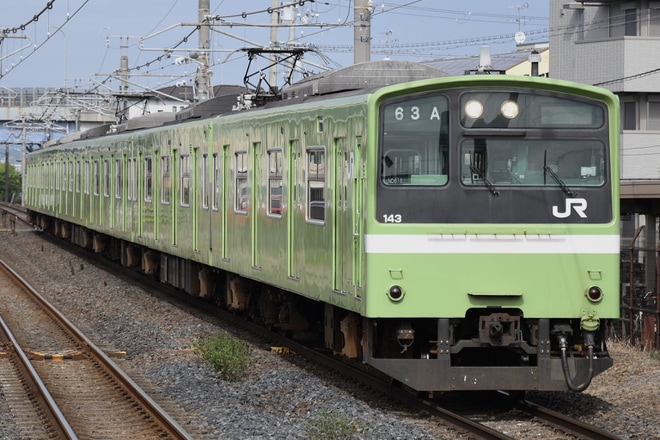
24, 60, 620, 392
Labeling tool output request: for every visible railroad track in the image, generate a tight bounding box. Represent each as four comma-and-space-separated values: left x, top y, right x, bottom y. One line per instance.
0, 256, 193, 439
6, 208, 624, 439
55, 240, 620, 440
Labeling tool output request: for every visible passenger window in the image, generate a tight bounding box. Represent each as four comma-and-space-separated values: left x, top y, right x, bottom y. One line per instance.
180, 154, 191, 207
307, 147, 325, 223
268, 149, 283, 217
161, 156, 171, 204
144, 156, 152, 202
115, 158, 122, 199
235, 151, 249, 213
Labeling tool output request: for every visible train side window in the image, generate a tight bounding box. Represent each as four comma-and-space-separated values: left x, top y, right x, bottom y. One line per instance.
129, 158, 133, 201
68, 161, 73, 192
115, 158, 123, 199
268, 148, 283, 217
212, 153, 220, 211
235, 151, 249, 213
202, 154, 209, 209
306, 146, 325, 223
144, 156, 152, 202
161, 156, 171, 204
180, 154, 191, 207
103, 159, 110, 197
56, 161, 61, 191
75, 160, 81, 193
133, 158, 138, 201
93, 160, 100, 196
84, 160, 90, 195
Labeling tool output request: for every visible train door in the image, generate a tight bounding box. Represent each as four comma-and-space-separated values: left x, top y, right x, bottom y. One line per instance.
171, 151, 178, 246
333, 137, 357, 296
201, 152, 211, 255
287, 140, 301, 281
191, 147, 199, 252
220, 145, 230, 260
208, 151, 221, 262
251, 142, 261, 269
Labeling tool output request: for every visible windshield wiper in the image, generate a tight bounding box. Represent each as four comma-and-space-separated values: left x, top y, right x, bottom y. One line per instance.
470, 165, 500, 197
543, 165, 576, 197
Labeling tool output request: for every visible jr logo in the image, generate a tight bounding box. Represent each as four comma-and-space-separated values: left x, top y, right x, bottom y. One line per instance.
552, 198, 588, 218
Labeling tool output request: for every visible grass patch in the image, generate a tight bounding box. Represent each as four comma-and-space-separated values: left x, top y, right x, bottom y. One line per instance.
193, 333, 251, 381
306, 409, 359, 440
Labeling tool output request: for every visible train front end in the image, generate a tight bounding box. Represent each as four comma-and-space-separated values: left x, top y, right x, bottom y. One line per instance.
362, 76, 620, 392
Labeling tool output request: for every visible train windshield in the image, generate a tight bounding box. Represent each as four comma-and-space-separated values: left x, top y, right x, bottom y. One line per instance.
377, 88, 612, 224
381, 94, 449, 186
461, 139, 605, 187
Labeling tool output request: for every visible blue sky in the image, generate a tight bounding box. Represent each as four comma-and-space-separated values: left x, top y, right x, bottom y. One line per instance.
0, 1, 549, 90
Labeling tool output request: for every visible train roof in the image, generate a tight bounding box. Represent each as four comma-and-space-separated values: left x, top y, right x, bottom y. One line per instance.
40, 61, 448, 149
280, 60, 449, 99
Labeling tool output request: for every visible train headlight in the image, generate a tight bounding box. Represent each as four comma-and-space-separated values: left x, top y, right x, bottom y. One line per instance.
586, 286, 603, 303
464, 100, 484, 119
387, 285, 404, 302
500, 100, 520, 119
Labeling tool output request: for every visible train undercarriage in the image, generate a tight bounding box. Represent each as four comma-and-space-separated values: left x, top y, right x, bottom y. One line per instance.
30, 213, 613, 393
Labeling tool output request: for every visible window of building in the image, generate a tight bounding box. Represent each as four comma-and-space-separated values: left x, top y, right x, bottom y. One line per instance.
648, 101, 660, 130
625, 9, 637, 36
650, 9, 660, 36
623, 101, 637, 130
307, 147, 325, 223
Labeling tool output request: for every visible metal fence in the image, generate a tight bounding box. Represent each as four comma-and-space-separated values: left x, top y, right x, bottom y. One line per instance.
612, 231, 659, 351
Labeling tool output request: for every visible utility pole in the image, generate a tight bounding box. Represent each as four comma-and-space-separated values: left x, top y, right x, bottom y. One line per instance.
196, 0, 212, 102
269, 0, 279, 88
354, 0, 372, 64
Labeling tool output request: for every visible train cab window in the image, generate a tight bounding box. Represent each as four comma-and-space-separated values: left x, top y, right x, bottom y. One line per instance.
161, 156, 171, 204
306, 147, 325, 223
180, 154, 191, 207
380, 94, 449, 187
235, 151, 249, 213
461, 140, 606, 187
115, 158, 123, 199
144, 156, 152, 202
268, 149, 283, 217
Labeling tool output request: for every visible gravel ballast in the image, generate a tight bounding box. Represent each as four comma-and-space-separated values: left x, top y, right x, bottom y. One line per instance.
0, 229, 658, 439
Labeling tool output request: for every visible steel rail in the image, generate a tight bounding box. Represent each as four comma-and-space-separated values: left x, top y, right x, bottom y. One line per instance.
517, 399, 623, 440
0, 256, 194, 440
0, 313, 78, 439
